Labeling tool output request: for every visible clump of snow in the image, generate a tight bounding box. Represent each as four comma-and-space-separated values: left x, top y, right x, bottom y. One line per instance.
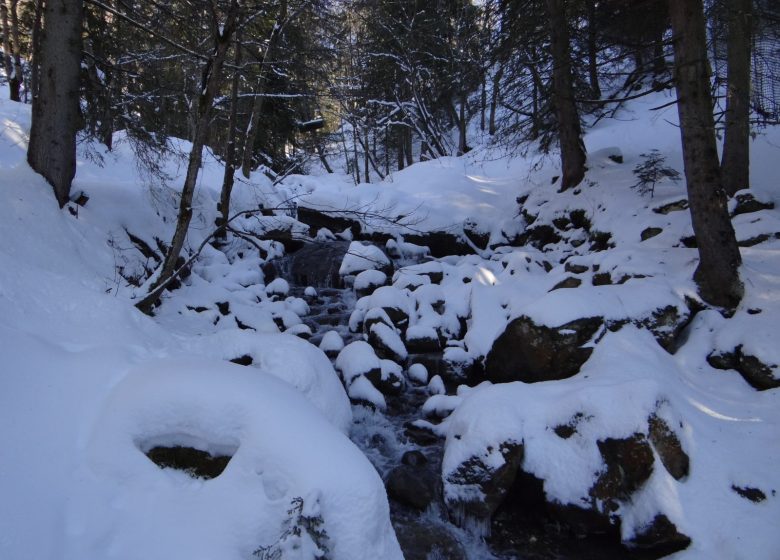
354, 269, 387, 292
408, 363, 429, 385
427, 375, 446, 395
319, 330, 345, 354
348, 375, 387, 411
304, 286, 318, 298
265, 277, 290, 296
339, 242, 390, 276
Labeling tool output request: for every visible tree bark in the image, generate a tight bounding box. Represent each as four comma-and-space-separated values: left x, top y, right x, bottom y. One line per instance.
217, 25, 242, 237
721, 0, 752, 196
240, 0, 287, 179
0, 0, 16, 101
670, 0, 743, 308
137, 0, 238, 314
9, 0, 21, 100
586, 0, 601, 100
546, 0, 586, 190
489, 65, 502, 135
27, 0, 83, 208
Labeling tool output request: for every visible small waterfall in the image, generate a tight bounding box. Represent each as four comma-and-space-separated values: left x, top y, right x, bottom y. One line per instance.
268, 240, 351, 288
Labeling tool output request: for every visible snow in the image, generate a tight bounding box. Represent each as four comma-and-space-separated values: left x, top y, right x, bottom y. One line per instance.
0, 98, 401, 560
1, 78, 779, 560
339, 241, 390, 275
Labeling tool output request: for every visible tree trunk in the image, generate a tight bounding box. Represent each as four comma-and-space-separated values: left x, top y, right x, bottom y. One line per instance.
217, 26, 242, 237
27, 0, 83, 208
405, 127, 413, 165
546, 0, 586, 190
9, 0, 21, 100
240, 0, 287, 179
137, 1, 238, 314
721, 0, 752, 196
489, 65, 502, 135
29, 0, 42, 100
457, 90, 467, 155
670, 0, 743, 308
0, 1, 16, 101
364, 125, 370, 183
586, 0, 601, 100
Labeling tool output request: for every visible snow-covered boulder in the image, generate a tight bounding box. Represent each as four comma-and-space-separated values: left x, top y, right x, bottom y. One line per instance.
367, 321, 408, 364
335, 341, 382, 385
265, 277, 290, 297
72, 359, 403, 560
354, 269, 388, 298
319, 330, 345, 358
339, 242, 392, 276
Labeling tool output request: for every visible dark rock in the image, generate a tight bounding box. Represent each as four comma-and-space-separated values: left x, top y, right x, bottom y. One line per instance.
485, 316, 604, 383
648, 415, 689, 480
638, 304, 691, 351
216, 301, 230, 315
592, 272, 612, 286
445, 441, 524, 523
625, 514, 691, 558
653, 199, 689, 214
524, 224, 562, 250
569, 209, 591, 231
381, 306, 410, 334
732, 192, 775, 217
186, 305, 209, 313
230, 354, 253, 366
591, 434, 654, 509
608, 154, 624, 164
392, 518, 466, 560
463, 218, 490, 250
365, 363, 405, 395
550, 276, 582, 291
405, 331, 442, 353
145, 446, 231, 479
738, 233, 774, 247
641, 227, 663, 241
367, 324, 407, 364
747, 308, 762, 315
553, 412, 589, 439
708, 345, 780, 391
680, 235, 698, 248
235, 316, 255, 331
386, 465, 436, 510
731, 485, 767, 502
589, 230, 614, 252
401, 450, 428, 467
297, 206, 361, 238
404, 421, 440, 446
564, 262, 589, 274
404, 231, 473, 258
552, 216, 571, 230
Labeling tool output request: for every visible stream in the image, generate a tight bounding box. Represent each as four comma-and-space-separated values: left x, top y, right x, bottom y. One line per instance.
267, 240, 644, 560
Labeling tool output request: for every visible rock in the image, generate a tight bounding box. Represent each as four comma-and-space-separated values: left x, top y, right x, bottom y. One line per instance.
405, 326, 442, 353
463, 217, 490, 250
444, 441, 524, 524
392, 518, 466, 560
591, 434, 654, 511
653, 199, 689, 214
521, 224, 562, 250
589, 230, 614, 251
592, 272, 612, 286
404, 231, 473, 258
216, 301, 230, 315
550, 276, 582, 291
564, 262, 589, 274
732, 191, 775, 217
297, 206, 361, 238
145, 446, 231, 479
367, 322, 408, 363
648, 415, 689, 480
401, 450, 428, 467
354, 269, 388, 298
386, 465, 436, 510
637, 304, 691, 350
625, 514, 691, 558
485, 316, 604, 383
404, 421, 440, 446
707, 346, 780, 391
569, 209, 591, 230
229, 354, 253, 366
641, 227, 663, 241
365, 359, 405, 396
731, 485, 767, 503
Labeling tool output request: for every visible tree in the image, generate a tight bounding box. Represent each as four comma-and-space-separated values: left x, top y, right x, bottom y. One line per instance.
136, 0, 240, 314
27, 0, 83, 208
546, 0, 586, 190
720, 0, 752, 196
669, 0, 743, 308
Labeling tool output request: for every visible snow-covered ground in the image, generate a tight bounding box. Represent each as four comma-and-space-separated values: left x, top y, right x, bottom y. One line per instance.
1, 86, 779, 560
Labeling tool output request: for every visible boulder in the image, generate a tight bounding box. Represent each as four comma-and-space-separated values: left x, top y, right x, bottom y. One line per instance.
625, 514, 691, 558
444, 441, 524, 525
392, 519, 466, 560
463, 217, 490, 250
485, 315, 604, 383
385, 464, 436, 510
731, 191, 775, 217
708, 346, 780, 391
648, 415, 689, 480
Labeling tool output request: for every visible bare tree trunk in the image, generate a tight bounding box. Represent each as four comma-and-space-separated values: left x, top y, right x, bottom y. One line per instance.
721, 0, 752, 196
480, 76, 486, 131
137, 1, 239, 314
27, 0, 83, 208
364, 125, 370, 183
0, 1, 16, 101
217, 26, 242, 237
29, 0, 42, 100
240, 0, 287, 179
586, 0, 600, 99
353, 123, 360, 183
9, 0, 21, 99
546, 0, 586, 190
489, 65, 503, 135
405, 127, 413, 165
457, 90, 467, 155
670, 0, 743, 308
397, 126, 404, 171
